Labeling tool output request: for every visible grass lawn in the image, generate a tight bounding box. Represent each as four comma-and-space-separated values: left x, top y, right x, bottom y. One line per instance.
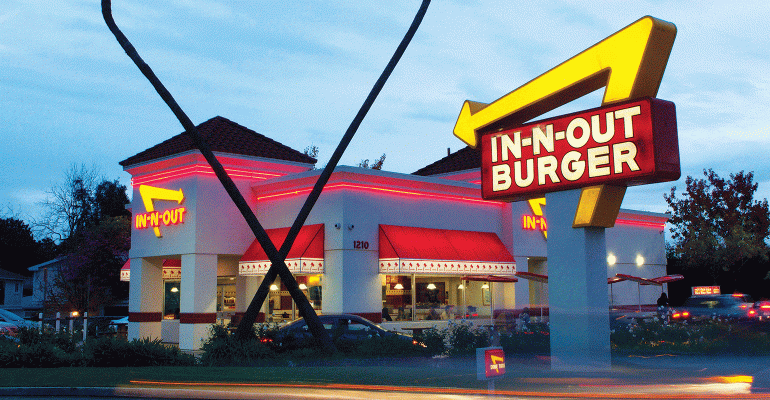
0, 359, 494, 390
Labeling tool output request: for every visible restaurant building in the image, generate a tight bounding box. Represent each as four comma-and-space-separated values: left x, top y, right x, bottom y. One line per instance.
121, 116, 669, 350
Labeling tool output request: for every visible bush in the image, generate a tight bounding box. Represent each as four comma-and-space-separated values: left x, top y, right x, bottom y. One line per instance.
445, 321, 491, 355
81, 336, 196, 367
16, 327, 79, 354
415, 327, 446, 356
611, 317, 770, 355
0, 328, 196, 368
199, 324, 275, 366
0, 337, 72, 368
499, 323, 550, 354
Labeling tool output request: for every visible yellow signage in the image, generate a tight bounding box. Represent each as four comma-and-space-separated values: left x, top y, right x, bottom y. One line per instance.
136, 185, 186, 237
453, 16, 676, 148
526, 198, 547, 239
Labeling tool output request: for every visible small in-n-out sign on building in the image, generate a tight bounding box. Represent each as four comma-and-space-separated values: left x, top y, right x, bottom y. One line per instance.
480, 97, 680, 202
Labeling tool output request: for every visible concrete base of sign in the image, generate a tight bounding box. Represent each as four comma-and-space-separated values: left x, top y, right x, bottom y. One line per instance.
546, 189, 611, 371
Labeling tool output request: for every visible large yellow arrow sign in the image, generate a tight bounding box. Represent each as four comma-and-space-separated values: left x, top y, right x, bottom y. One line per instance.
454, 16, 676, 148
139, 185, 185, 237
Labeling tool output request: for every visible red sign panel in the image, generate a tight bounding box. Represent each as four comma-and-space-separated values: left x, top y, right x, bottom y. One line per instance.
692, 286, 721, 295
484, 348, 506, 378
480, 98, 679, 201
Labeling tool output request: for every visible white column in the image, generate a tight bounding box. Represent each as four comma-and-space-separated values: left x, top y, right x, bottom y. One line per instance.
179, 253, 217, 351
546, 189, 611, 371
128, 258, 163, 341
235, 275, 264, 321
324, 248, 381, 321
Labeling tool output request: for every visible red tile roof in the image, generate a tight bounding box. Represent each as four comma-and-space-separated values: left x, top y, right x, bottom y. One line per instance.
120, 116, 316, 167
412, 146, 480, 176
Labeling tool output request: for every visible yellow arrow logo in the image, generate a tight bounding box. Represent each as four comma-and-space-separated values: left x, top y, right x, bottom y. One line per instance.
454, 16, 676, 148
527, 197, 547, 240
489, 355, 505, 372
139, 185, 185, 237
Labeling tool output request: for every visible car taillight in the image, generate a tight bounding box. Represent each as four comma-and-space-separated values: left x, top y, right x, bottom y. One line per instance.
749, 309, 758, 317
761, 305, 770, 309
672, 311, 689, 319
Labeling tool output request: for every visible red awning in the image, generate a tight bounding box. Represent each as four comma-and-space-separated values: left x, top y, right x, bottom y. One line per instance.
615, 273, 662, 286
239, 224, 324, 275
120, 259, 181, 282
379, 225, 516, 275
608, 276, 626, 284
650, 274, 684, 284
515, 271, 548, 283
462, 275, 518, 283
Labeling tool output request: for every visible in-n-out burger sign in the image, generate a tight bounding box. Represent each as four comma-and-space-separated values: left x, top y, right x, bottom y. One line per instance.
481, 98, 680, 201
135, 185, 186, 237
135, 207, 186, 230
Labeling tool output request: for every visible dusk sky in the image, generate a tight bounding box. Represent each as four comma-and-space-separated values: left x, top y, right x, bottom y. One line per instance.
3, 1, 770, 236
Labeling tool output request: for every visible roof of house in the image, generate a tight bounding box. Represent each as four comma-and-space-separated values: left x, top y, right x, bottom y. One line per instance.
0, 268, 25, 281
412, 146, 480, 176
28, 257, 67, 272
120, 116, 317, 167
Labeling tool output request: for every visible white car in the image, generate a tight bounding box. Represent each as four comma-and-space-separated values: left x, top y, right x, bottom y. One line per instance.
0, 309, 35, 329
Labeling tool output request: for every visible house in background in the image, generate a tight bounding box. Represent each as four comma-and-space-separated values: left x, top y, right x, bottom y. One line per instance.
24, 258, 66, 316
0, 268, 25, 313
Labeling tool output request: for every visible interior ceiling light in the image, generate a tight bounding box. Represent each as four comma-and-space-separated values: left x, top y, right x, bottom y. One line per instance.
270, 284, 279, 291
394, 283, 404, 290
427, 283, 437, 290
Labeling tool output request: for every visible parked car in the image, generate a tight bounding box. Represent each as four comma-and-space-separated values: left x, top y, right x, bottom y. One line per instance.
0, 321, 19, 337
269, 314, 419, 350
0, 309, 35, 329
747, 300, 770, 321
670, 294, 755, 322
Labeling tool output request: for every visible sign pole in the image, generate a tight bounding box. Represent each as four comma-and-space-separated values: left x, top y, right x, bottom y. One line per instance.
546, 189, 611, 371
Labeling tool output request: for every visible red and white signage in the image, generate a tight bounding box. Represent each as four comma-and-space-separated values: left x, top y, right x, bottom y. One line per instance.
480, 98, 680, 201
477, 347, 506, 380
692, 286, 721, 295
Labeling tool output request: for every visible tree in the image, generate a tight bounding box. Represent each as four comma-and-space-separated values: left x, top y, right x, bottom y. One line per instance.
358, 153, 386, 170
303, 145, 319, 159
36, 165, 130, 245
94, 179, 131, 220
34, 165, 131, 314
665, 169, 770, 294
0, 216, 54, 276
36, 164, 101, 243
46, 216, 130, 314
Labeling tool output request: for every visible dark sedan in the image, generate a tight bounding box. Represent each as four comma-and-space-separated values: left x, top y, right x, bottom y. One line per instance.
670, 294, 754, 322
269, 314, 419, 351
